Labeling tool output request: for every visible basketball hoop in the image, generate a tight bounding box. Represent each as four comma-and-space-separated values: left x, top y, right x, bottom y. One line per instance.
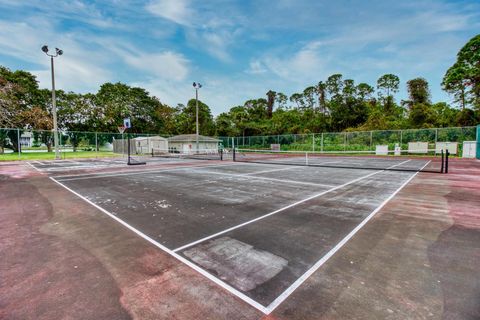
118, 126, 126, 134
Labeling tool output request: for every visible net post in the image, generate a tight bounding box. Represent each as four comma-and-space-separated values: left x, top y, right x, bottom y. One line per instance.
59, 133, 63, 159
95, 132, 98, 158
441, 149, 444, 173
233, 147, 236, 162
127, 134, 131, 165
17, 128, 21, 159
445, 149, 449, 173
476, 124, 480, 159
220, 148, 223, 161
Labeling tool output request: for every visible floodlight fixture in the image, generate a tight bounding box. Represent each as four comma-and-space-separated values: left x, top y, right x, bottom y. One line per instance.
41, 44, 63, 159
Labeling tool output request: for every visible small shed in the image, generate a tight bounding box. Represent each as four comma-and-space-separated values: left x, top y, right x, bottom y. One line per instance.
134, 136, 168, 154
462, 141, 477, 158
113, 136, 168, 154
168, 134, 220, 153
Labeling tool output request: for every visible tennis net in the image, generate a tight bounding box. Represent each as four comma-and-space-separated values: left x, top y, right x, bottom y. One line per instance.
151, 148, 223, 161
233, 148, 448, 173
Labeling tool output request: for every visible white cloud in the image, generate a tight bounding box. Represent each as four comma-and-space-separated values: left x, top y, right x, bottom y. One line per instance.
0, 0, 115, 29
261, 41, 329, 83
134, 74, 276, 115
146, 0, 244, 62
32, 55, 111, 94
246, 60, 267, 74
185, 29, 236, 62
124, 51, 189, 81
0, 19, 112, 92
146, 0, 193, 26
1, 0, 478, 114
104, 42, 190, 82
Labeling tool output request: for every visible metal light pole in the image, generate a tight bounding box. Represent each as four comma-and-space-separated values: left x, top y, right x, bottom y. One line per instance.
42, 45, 63, 160
193, 82, 202, 153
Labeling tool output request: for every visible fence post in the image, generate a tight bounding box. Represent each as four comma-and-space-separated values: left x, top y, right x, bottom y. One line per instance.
476, 125, 480, 159
344, 132, 347, 151
17, 128, 20, 159
321, 133, 324, 152
400, 130, 403, 148
59, 133, 63, 159
312, 133, 315, 152
95, 132, 98, 158
370, 131, 373, 150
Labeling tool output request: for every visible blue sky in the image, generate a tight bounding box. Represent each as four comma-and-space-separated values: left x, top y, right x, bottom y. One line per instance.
0, 0, 479, 115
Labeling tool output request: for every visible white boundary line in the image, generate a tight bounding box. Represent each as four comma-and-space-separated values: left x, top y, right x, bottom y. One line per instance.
26, 161, 42, 172
264, 160, 429, 313
49, 176, 270, 314
172, 168, 387, 253
241, 166, 299, 176
49, 158, 420, 314
172, 159, 411, 252
54, 162, 240, 181
192, 169, 337, 188
44, 164, 126, 172
52, 160, 279, 180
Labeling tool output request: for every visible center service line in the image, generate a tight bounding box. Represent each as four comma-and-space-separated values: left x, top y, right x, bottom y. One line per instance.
49, 176, 270, 314
173, 160, 412, 254
171, 163, 409, 254
265, 160, 428, 313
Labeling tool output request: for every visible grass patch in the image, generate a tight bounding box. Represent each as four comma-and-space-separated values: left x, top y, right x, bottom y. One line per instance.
0, 151, 122, 161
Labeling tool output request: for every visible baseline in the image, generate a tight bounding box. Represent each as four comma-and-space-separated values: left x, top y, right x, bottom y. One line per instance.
49, 176, 270, 314
264, 162, 428, 312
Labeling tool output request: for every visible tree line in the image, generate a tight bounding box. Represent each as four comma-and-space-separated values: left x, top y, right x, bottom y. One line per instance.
1, 34, 479, 151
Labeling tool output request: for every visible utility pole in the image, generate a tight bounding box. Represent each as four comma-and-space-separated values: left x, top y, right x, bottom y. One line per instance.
42, 45, 63, 160
193, 82, 202, 153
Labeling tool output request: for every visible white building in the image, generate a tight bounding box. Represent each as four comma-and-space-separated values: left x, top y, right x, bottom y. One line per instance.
134, 136, 168, 154
167, 134, 220, 153
20, 132, 33, 147
112, 136, 168, 154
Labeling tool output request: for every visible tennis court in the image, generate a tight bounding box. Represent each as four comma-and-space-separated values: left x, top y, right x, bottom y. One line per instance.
2, 155, 480, 319
31, 157, 428, 313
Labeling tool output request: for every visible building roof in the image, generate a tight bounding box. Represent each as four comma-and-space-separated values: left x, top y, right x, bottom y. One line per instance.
168, 134, 220, 142
134, 136, 168, 141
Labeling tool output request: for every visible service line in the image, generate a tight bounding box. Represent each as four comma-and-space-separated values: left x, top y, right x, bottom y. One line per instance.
173, 159, 411, 253
49, 176, 270, 314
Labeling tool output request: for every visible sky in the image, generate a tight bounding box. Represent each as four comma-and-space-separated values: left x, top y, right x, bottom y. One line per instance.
0, 0, 479, 115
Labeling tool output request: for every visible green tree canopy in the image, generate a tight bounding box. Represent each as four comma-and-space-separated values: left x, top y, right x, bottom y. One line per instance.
442, 34, 480, 110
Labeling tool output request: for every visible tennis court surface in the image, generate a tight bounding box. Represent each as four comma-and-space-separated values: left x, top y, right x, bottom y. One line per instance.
1, 156, 479, 319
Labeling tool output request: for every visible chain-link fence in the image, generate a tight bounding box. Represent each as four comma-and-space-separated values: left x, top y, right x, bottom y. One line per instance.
220, 126, 478, 156
1, 126, 477, 160
0, 128, 171, 160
